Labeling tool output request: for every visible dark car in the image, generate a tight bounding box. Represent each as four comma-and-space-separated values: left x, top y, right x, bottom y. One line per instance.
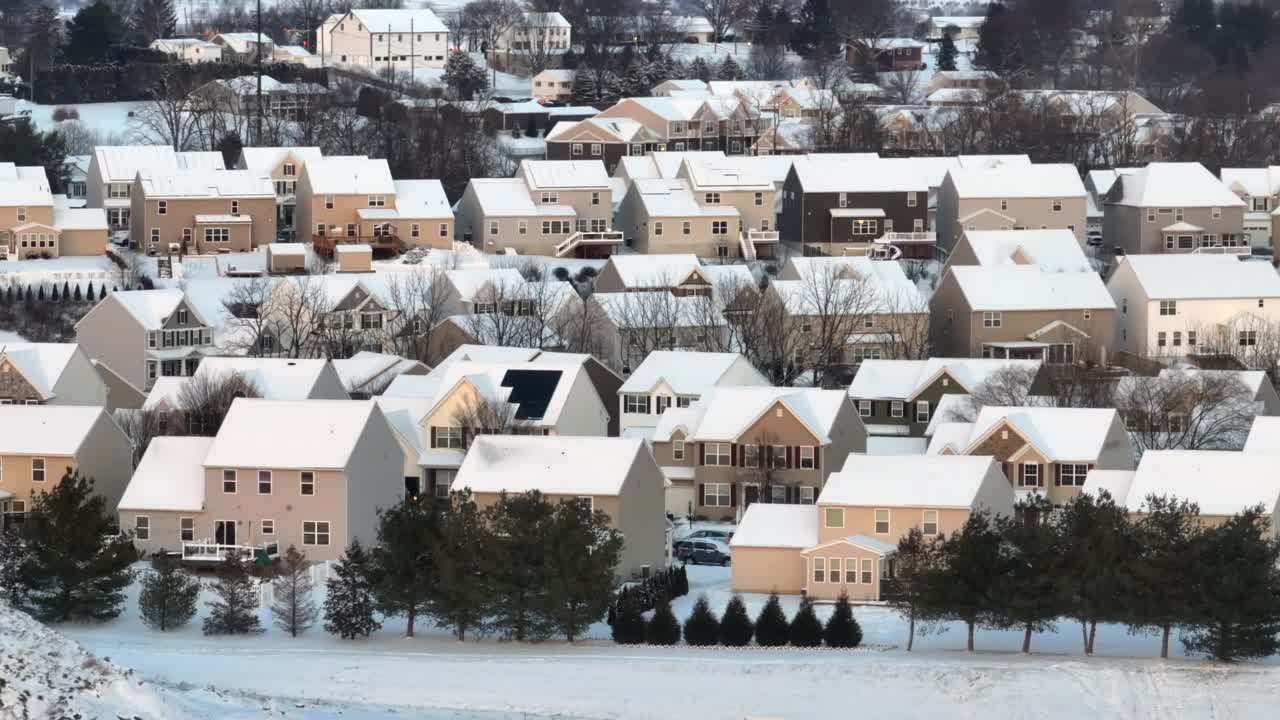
674, 539, 731, 566
684, 528, 734, 543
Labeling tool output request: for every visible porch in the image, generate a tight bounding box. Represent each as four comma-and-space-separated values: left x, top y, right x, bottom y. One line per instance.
738, 229, 779, 261
181, 540, 280, 565
312, 233, 404, 258
554, 230, 624, 258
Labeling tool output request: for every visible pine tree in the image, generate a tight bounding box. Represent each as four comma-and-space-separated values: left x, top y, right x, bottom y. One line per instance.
64, 1, 128, 65
682, 594, 720, 646
61, 281, 70, 300
429, 490, 492, 640
754, 592, 789, 646
20, 470, 136, 622
688, 56, 712, 82
49, 284, 58, 301
1126, 496, 1201, 658
486, 491, 556, 641
623, 58, 652, 98
791, 0, 835, 57
750, 1, 775, 43
19, 4, 63, 90
131, 0, 177, 46
1181, 506, 1280, 661
719, 594, 755, 646
823, 592, 863, 648
99, 284, 108, 300
646, 598, 681, 645
611, 588, 646, 644
571, 67, 599, 105
994, 497, 1063, 654
324, 539, 382, 639
717, 55, 744, 81
271, 545, 318, 638
890, 528, 944, 652
934, 510, 1005, 652
217, 132, 244, 172
788, 597, 822, 647
202, 554, 264, 635
937, 31, 959, 72
371, 498, 437, 638
544, 498, 623, 642
138, 555, 200, 631
1056, 490, 1134, 655
73, 283, 83, 302
974, 2, 1017, 73
0, 528, 33, 608
444, 50, 490, 100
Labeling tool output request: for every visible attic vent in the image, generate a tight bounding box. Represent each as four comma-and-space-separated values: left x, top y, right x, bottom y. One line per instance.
942, 378, 949, 387
1000, 430, 1008, 440
775, 408, 783, 418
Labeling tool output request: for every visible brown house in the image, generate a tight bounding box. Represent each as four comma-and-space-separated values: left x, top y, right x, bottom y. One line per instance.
130, 168, 277, 254
846, 38, 925, 71
781, 156, 930, 256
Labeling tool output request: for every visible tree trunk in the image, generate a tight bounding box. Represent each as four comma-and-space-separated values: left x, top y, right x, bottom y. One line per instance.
966, 621, 975, 652
1087, 621, 1098, 656
407, 606, 417, 638
1160, 624, 1170, 659
1022, 625, 1032, 654
1080, 621, 1088, 654
907, 613, 916, 652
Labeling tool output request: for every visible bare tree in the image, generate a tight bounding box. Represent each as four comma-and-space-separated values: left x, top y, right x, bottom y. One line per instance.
177, 371, 262, 435
450, 392, 521, 446
768, 262, 877, 387
694, 0, 749, 43
381, 267, 455, 364
132, 65, 200, 150
746, 41, 793, 81
114, 408, 167, 467
877, 288, 931, 360
1115, 369, 1257, 456
883, 69, 923, 105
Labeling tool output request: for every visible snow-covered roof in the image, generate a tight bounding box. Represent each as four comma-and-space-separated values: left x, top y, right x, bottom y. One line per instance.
848, 358, 1041, 401
333, 352, 425, 394
604, 254, 753, 291
925, 421, 974, 455
773, 257, 924, 315
213, 32, 272, 52
91, 146, 186, 183
520, 159, 610, 190
345, 8, 447, 33
1244, 416, 1280, 453
521, 10, 569, 27
142, 358, 337, 411
820, 454, 1000, 508
0, 343, 81, 398
303, 156, 394, 195
137, 168, 274, 199
592, 292, 725, 329
547, 116, 653, 143
106, 289, 189, 330
1088, 450, 1280, 516
730, 504, 818, 548
632, 178, 737, 218
620, 351, 764, 395
968, 406, 1124, 462
53, 207, 107, 231
446, 267, 531, 302
961, 229, 1092, 273
687, 386, 851, 444
1117, 254, 1280, 300
790, 155, 929, 193
1221, 166, 1280, 198
456, 435, 646, 496
655, 79, 709, 93
1154, 368, 1269, 398
536, 69, 577, 81
680, 155, 774, 191
425, 359, 589, 427
0, 405, 105, 456
931, 16, 985, 28
466, 178, 537, 216
237, 146, 323, 174
203, 398, 382, 470
0, 164, 52, 206
613, 96, 702, 122
117, 436, 215, 512
945, 163, 1086, 199
1105, 162, 1244, 208
949, 266, 1115, 311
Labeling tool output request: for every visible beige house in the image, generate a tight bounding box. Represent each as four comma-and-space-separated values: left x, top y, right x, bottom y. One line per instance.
618, 350, 770, 437
588, 292, 729, 375
936, 163, 1088, 252
455, 160, 619, 257
944, 229, 1093, 274
130, 168, 277, 254
0, 405, 133, 525
0, 343, 110, 407
316, 8, 449, 72
0, 163, 107, 258
294, 156, 398, 252
150, 38, 223, 62
235, 146, 323, 234
75, 289, 221, 391
930, 265, 1116, 364
86, 146, 225, 230
495, 11, 571, 52
392, 179, 454, 250
211, 32, 273, 62
532, 69, 576, 102
119, 399, 404, 562
1103, 162, 1248, 255
650, 386, 866, 519
456, 435, 665, 577
731, 454, 1015, 601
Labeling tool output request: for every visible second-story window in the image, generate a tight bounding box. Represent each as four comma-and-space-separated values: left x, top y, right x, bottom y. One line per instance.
258, 470, 272, 494
177, 309, 188, 324
435, 426, 463, 449
324, 195, 334, 209
301, 471, 315, 495
283, 163, 296, 176
157, 201, 167, 216
369, 195, 386, 207
623, 394, 651, 413
704, 192, 720, 204
230, 200, 239, 215
704, 442, 731, 466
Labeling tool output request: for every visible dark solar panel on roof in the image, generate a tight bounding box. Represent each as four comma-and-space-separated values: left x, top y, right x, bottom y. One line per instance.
501, 369, 563, 420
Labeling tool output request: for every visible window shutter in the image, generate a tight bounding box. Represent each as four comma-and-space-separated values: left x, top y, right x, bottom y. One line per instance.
738, 444, 745, 466
699, 443, 705, 465
730, 484, 738, 507
730, 443, 737, 467
429, 426, 437, 448
1002, 462, 1011, 481
787, 446, 794, 469
1054, 464, 1062, 487
815, 447, 821, 471
426, 468, 436, 491
785, 485, 794, 504
645, 396, 651, 414
1037, 464, 1045, 488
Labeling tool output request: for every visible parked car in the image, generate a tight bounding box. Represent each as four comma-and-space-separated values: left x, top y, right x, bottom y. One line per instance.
1086, 230, 1104, 246
684, 528, 734, 543
674, 539, 731, 566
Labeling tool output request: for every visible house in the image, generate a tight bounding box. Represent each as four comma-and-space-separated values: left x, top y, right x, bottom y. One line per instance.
64, 155, 91, 204
454, 160, 619, 257
1082, 450, 1280, 533
150, 37, 223, 63
927, 406, 1135, 507
392, 179, 454, 249
730, 454, 1014, 600
847, 358, 1043, 437
0, 46, 13, 78
649, 386, 866, 519
0, 163, 108, 258
495, 11, 571, 53
652, 79, 709, 97
191, 76, 325, 121
331, 351, 428, 399
936, 163, 1088, 252
846, 38, 925, 71
130, 168, 277, 254
1106, 254, 1280, 360
1102, 162, 1247, 255
944, 229, 1093, 274
588, 292, 729, 375
316, 8, 449, 71
455, 435, 664, 575
294, 156, 399, 255
211, 32, 274, 62
1084, 168, 1137, 238
271, 45, 320, 68
481, 100, 598, 137
1244, 415, 1280, 452
118, 398, 404, 561
0, 405, 133, 524
1112, 368, 1279, 443
929, 265, 1116, 364
142, 357, 349, 420
75, 289, 221, 391
86, 146, 226, 230
928, 70, 1002, 93
532, 69, 576, 102
1220, 166, 1279, 250
592, 254, 757, 299
618, 351, 769, 437
929, 16, 985, 41
0, 343, 110, 406
235, 146, 324, 233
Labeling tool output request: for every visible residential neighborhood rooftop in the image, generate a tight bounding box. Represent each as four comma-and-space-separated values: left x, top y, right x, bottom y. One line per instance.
455, 435, 645, 496
819, 454, 1001, 508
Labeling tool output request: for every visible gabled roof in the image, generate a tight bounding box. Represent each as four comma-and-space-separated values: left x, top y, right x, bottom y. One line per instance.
106, 289, 195, 330
520, 159, 610, 190
53, 207, 107, 230
820, 454, 1001, 508
772, 257, 923, 315
237, 146, 323, 174
790, 155, 929, 193
968, 406, 1124, 462
631, 178, 737, 218
203, 398, 383, 470
949, 266, 1115, 311
961, 229, 1092, 273
547, 117, 654, 143
1116, 254, 1280, 301
1220, 166, 1280, 198
393, 179, 452, 219
1086, 450, 1280, 516
0, 164, 52, 206
1105, 162, 1244, 208
446, 267, 534, 302
620, 351, 767, 395
611, 96, 703, 122
466, 178, 538, 216
136, 168, 273, 199
333, 352, 426, 394
680, 155, 774, 191
0, 405, 106, 456
945, 163, 1086, 199
1244, 416, 1280, 453
687, 386, 851, 444
424, 360, 588, 427
730, 504, 818, 548
303, 156, 394, 195
592, 292, 726, 329
142, 358, 338, 410
456, 435, 647, 496
344, 8, 447, 33
0, 343, 82, 398
117, 436, 215, 512
521, 11, 569, 27
848, 358, 1041, 401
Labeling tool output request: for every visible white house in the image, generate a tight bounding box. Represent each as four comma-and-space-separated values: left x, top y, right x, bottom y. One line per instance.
317, 8, 449, 71
532, 69, 575, 102
496, 12, 571, 53
617, 351, 770, 437
150, 38, 223, 63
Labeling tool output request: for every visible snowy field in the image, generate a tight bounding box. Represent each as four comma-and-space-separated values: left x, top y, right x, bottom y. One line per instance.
15, 98, 148, 136
53, 563, 1280, 719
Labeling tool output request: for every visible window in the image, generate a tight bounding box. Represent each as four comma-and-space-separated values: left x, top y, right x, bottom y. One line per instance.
157, 200, 167, 216
799, 486, 815, 505
230, 200, 240, 215
131, 515, 150, 540
1160, 300, 1177, 316
222, 469, 237, 493
742, 444, 760, 468
1173, 331, 1182, 347
1083, 309, 1092, 321
1020, 463, 1041, 487
571, 143, 583, 156
982, 311, 1002, 328
256, 519, 273, 536
591, 143, 602, 156
300, 471, 315, 496
1000, 199, 1009, 211
591, 191, 600, 206
704, 442, 732, 466
712, 220, 727, 235
838, 192, 847, 208
1188, 331, 1197, 346
704, 192, 721, 204
258, 470, 272, 494
704, 483, 730, 507
1146, 208, 1156, 222
799, 446, 815, 469
922, 510, 938, 536
825, 507, 844, 528
109, 184, 129, 199
915, 401, 930, 423
324, 195, 334, 209
623, 394, 650, 414
303, 521, 330, 546
829, 558, 841, 583
888, 400, 904, 419
488, 220, 499, 236
180, 517, 194, 542
409, 223, 420, 239
283, 163, 296, 177
907, 191, 918, 208
1059, 463, 1088, 487
754, 192, 764, 206
540, 191, 558, 204
813, 557, 826, 583
203, 227, 229, 243
858, 399, 872, 418
875, 509, 890, 534
150, 228, 160, 244
673, 441, 685, 461
861, 558, 873, 584
770, 445, 787, 469
1052, 199, 1062, 212
653, 221, 663, 237
435, 426, 463, 449
1240, 330, 1258, 347
1047, 343, 1075, 364
1157, 331, 1167, 348
682, 221, 691, 235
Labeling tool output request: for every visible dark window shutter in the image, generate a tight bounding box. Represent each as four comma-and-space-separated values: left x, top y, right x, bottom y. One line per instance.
645, 396, 651, 414
426, 468, 436, 491
787, 446, 794, 469
815, 447, 821, 471
698, 483, 705, 506
730, 483, 738, 507
429, 426, 437, 448
785, 485, 794, 504
1039, 464, 1045, 488
1002, 462, 1011, 482
699, 443, 705, 465
730, 442, 737, 467
1054, 464, 1062, 487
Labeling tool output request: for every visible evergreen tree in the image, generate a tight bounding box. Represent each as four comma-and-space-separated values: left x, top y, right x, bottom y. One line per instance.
61, 280, 70, 299
823, 592, 862, 648
719, 594, 755, 646
271, 545, 318, 638
486, 491, 556, 641
19, 4, 63, 89
754, 592, 789, 646
571, 66, 600, 105
749, 0, 775, 44
131, 0, 177, 46
429, 490, 492, 640
202, 554, 264, 635
324, 539, 382, 640
770, 7, 794, 46
64, 1, 128, 65
0, 528, 33, 608
937, 31, 959, 72
717, 55, 744, 81
791, 0, 835, 56
138, 555, 200, 631
72, 283, 83, 302
217, 132, 244, 172
371, 498, 437, 638
444, 51, 490, 100
688, 56, 713, 83
994, 497, 1064, 654
682, 594, 720, 646
1126, 496, 1201, 658
974, 2, 1018, 73
890, 528, 945, 652
49, 283, 59, 301
36, 286, 44, 302
788, 596, 822, 647
646, 598, 681, 645
0, 121, 69, 194
99, 284, 108, 300
1181, 506, 1280, 661
623, 58, 652, 99
934, 510, 1005, 652
611, 588, 646, 644
1056, 490, 1133, 655
20, 470, 136, 622
544, 499, 623, 642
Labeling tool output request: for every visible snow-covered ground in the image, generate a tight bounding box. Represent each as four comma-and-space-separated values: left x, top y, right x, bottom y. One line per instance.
16, 99, 149, 137
49, 563, 1280, 719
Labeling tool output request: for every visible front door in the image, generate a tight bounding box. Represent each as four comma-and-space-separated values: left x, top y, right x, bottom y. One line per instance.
215, 520, 236, 546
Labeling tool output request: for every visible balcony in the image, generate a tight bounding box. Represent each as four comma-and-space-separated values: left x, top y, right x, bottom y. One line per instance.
554, 230, 624, 258
312, 233, 404, 258
181, 540, 280, 564
880, 231, 936, 245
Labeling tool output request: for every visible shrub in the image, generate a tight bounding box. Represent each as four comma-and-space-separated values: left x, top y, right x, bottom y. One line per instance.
52, 107, 80, 121
823, 592, 863, 648
719, 594, 755, 646
645, 598, 681, 645
611, 588, 646, 644
754, 592, 789, 647
552, 266, 570, 281
788, 597, 823, 648
682, 594, 720, 646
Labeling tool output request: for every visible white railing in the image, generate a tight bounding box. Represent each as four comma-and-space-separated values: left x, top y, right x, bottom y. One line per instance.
1191, 245, 1251, 256
880, 231, 936, 244
739, 234, 756, 261
554, 230, 625, 257
182, 540, 280, 562
747, 229, 780, 244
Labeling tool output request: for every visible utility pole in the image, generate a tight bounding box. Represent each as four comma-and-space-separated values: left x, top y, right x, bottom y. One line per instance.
255, 0, 263, 146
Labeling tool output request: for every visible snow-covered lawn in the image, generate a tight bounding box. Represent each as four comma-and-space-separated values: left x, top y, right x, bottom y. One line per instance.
49, 562, 1280, 718
16, 99, 150, 137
